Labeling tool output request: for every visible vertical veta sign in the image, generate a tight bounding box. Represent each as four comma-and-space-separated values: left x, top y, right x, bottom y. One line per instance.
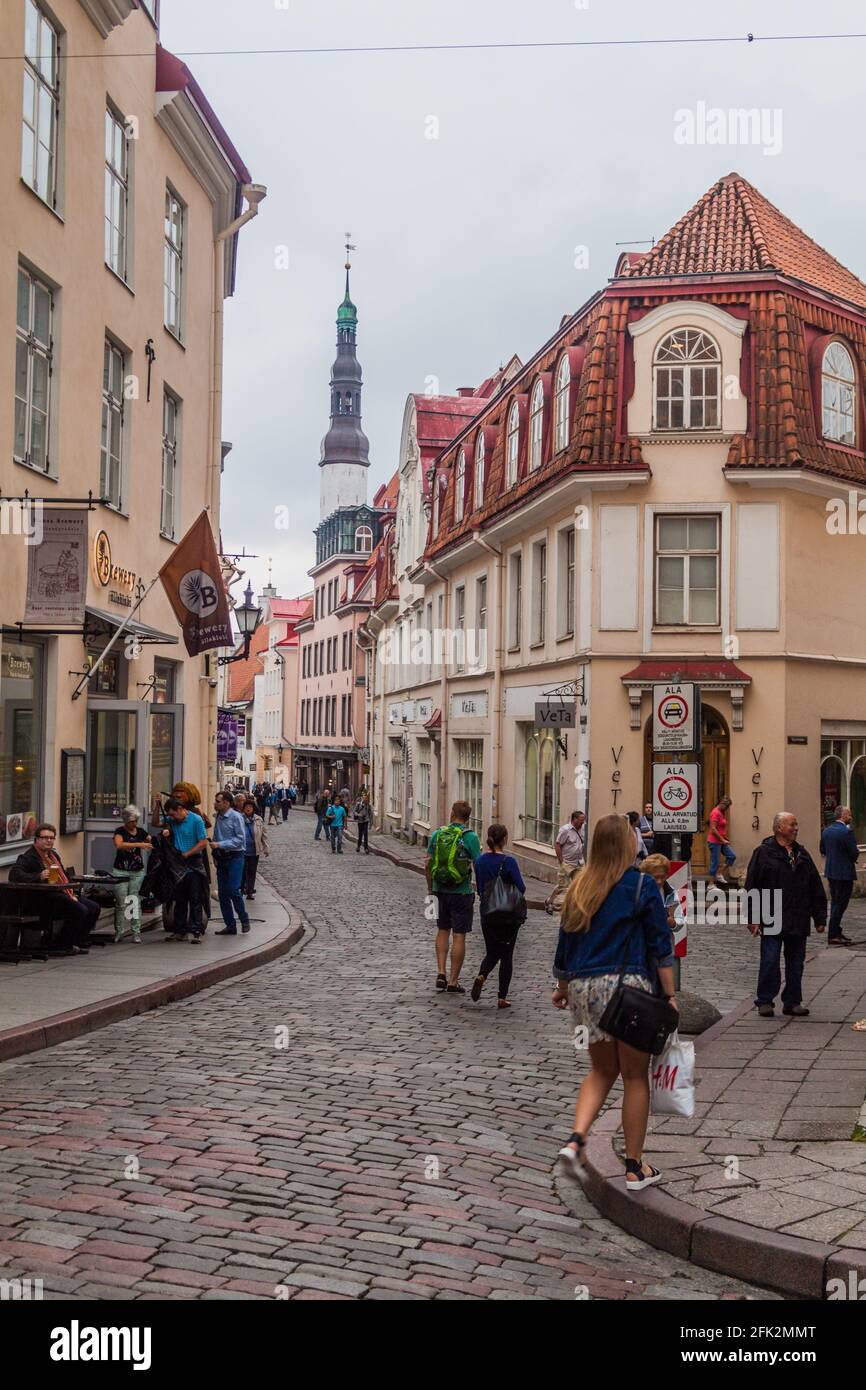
651, 682, 699, 753
652, 763, 701, 833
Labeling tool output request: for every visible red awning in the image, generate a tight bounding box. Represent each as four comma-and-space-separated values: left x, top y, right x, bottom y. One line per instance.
424, 708, 442, 731
620, 660, 751, 685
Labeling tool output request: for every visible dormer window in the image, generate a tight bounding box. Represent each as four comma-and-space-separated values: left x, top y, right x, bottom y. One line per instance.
554, 355, 570, 452
355, 525, 372, 553
506, 401, 520, 487
432, 477, 441, 537
822, 342, 856, 445
529, 380, 544, 471
474, 434, 485, 509
455, 449, 466, 522
653, 328, 720, 431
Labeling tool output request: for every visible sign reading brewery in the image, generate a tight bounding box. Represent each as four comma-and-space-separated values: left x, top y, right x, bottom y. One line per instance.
652, 762, 701, 833
158, 512, 232, 657
93, 530, 137, 608
652, 683, 700, 753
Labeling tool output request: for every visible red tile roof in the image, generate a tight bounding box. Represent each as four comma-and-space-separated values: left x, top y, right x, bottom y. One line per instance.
620, 173, 866, 311
156, 46, 251, 185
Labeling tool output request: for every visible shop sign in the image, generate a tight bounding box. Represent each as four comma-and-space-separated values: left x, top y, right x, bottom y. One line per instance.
2, 651, 34, 682
449, 692, 488, 719
652, 683, 700, 753
93, 529, 137, 607
535, 700, 576, 729
217, 711, 239, 763
652, 763, 701, 833
416, 699, 433, 723
24, 509, 87, 624
60, 748, 85, 836
388, 704, 403, 724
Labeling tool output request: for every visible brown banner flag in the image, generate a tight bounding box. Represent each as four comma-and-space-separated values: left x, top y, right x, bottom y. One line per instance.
158, 511, 233, 657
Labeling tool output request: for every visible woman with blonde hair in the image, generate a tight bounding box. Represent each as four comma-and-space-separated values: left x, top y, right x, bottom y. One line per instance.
552, 814, 677, 1191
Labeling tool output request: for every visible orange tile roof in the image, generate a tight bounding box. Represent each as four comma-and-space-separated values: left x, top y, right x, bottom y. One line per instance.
621, 172, 866, 310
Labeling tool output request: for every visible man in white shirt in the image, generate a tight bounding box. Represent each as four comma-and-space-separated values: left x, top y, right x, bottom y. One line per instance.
548, 812, 586, 913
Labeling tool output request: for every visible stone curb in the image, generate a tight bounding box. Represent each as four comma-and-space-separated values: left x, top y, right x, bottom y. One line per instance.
558, 970, 866, 1300
0, 903, 305, 1065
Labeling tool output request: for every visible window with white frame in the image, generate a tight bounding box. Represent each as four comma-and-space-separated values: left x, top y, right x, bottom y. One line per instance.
104, 106, 130, 280
432, 477, 441, 537
454, 585, 465, 672
474, 433, 485, 509
355, 525, 373, 552
506, 400, 519, 487
455, 739, 483, 836
389, 738, 404, 815
554, 355, 570, 452
454, 449, 466, 523
822, 342, 856, 445
164, 186, 184, 337
529, 380, 544, 470
14, 265, 53, 472
653, 328, 720, 430
416, 753, 431, 825
161, 391, 179, 539
476, 574, 487, 634
22, 0, 59, 207
508, 551, 523, 649
101, 339, 125, 508
522, 726, 560, 845
532, 539, 547, 644
557, 527, 575, 637
655, 514, 719, 625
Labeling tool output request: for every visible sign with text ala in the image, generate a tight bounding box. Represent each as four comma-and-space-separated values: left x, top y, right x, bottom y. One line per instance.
652, 683, 700, 753
652, 763, 701, 833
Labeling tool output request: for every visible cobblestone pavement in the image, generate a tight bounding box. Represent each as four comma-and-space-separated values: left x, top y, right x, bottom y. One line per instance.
0, 814, 783, 1300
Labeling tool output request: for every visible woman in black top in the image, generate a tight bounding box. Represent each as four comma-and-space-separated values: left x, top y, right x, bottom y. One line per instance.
113, 805, 152, 943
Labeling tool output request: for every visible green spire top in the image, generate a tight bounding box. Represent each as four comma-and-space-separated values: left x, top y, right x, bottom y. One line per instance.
337, 233, 358, 330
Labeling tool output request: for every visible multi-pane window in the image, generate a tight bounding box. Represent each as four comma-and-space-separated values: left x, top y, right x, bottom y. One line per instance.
105, 107, 130, 280
416, 756, 431, 825
508, 551, 523, 649
476, 575, 487, 633
22, 1, 59, 206
655, 514, 720, 625
355, 525, 373, 552
506, 400, 520, 487
389, 739, 403, 815
101, 340, 125, 508
532, 540, 547, 644
14, 266, 53, 472
523, 727, 560, 845
454, 586, 465, 672
564, 528, 575, 636
654, 329, 720, 430
554, 355, 570, 452
474, 433, 485, 509
454, 449, 466, 523
432, 478, 441, 537
164, 187, 184, 336
529, 380, 544, 471
161, 391, 179, 539
822, 342, 856, 445
455, 739, 484, 837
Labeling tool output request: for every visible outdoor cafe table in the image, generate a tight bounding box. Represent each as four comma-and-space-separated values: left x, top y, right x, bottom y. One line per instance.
0, 877, 123, 959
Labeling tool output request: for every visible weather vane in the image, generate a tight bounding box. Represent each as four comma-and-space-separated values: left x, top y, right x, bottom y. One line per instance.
345, 232, 356, 268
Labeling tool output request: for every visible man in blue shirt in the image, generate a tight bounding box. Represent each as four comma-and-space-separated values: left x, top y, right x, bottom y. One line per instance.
820, 805, 860, 946
163, 798, 209, 942
210, 791, 251, 936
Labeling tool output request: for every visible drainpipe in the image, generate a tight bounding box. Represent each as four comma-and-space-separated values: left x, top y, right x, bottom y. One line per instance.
474, 533, 503, 824
426, 560, 450, 827
205, 183, 267, 815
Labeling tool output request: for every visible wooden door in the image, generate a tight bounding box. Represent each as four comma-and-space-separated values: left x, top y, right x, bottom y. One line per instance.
645, 704, 730, 874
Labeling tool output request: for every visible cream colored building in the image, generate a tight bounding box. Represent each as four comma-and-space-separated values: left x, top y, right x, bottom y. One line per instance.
366, 174, 866, 882
0, 0, 258, 870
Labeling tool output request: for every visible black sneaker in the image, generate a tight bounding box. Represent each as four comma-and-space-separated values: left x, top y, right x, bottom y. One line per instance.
470, 975, 485, 1002
215, 928, 237, 936
757, 1003, 775, 1017
241, 924, 251, 934
783, 1004, 810, 1017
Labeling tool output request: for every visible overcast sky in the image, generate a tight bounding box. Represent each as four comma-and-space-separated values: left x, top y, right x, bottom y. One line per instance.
160, 0, 866, 602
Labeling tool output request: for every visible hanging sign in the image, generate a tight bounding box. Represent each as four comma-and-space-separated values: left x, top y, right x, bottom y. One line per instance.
652, 683, 700, 753
535, 701, 576, 729
652, 763, 701, 833
24, 509, 87, 624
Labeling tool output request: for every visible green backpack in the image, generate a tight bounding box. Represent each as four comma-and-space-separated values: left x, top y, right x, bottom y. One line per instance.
432, 824, 472, 888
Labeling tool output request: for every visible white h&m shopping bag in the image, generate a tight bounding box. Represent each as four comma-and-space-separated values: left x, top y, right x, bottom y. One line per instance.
650, 1030, 695, 1118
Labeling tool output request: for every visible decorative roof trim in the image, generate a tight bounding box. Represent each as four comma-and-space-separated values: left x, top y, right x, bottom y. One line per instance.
628, 299, 748, 341
76, 0, 137, 38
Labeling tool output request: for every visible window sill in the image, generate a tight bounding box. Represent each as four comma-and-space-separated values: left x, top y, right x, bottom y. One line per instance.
105, 263, 134, 296
101, 500, 128, 518
160, 531, 177, 544
556, 630, 575, 643
164, 325, 185, 350
14, 456, 57, 482
512, 838, 556, 857
19, 177, 63, 223
652, 624, 722, 634
529, 639, 545, 650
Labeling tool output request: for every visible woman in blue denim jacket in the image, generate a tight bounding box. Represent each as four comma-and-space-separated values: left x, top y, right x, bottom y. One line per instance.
552, 814, 678, 1192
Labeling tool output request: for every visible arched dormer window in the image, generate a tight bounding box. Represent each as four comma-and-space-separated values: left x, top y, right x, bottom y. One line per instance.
454, 449, 466, 523
654, 328, 720, 430
355, 525, 373, 553
474, 433, 485, 509
506, 401, 520, 488
554, 355, 570, 452
822, 342, 856, 445
529, 379, 544, 471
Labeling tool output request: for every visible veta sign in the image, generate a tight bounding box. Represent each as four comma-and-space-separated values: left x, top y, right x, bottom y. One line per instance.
652, 762, 701, 833
535, 701, 576, 729
652, 682, 700, 753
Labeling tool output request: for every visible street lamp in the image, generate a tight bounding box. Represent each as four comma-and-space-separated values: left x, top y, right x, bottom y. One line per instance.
218, 581, 263, 665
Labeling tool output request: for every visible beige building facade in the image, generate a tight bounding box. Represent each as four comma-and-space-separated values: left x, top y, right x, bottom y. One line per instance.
0, 0, 255, 870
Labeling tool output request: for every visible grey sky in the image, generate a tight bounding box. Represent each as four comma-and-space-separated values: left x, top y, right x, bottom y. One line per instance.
160, 0, 866, 601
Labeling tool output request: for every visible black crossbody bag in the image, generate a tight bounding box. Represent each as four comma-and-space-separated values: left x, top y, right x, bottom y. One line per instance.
598, 874, 678, 1056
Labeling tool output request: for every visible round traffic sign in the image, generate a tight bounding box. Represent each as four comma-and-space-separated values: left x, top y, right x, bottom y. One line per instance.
657, 694, 689, 729
657, 774, 693, 810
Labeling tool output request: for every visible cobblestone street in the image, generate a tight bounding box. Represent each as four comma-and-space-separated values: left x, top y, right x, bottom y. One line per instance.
0, 812, 785, 1300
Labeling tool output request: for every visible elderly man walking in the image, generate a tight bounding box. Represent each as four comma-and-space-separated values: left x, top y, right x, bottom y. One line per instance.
746, 812, 827, 1018
820, 806, 859, 947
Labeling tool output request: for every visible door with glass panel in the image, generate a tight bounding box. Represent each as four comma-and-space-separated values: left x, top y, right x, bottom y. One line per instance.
84, 701, 148, 875
148, 703, 184, 813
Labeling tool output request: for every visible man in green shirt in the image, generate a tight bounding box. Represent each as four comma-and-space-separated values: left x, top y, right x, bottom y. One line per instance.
425, 800, 482, 994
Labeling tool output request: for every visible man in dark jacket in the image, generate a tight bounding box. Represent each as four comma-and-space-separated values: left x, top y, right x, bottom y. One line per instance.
746, 812, 827, 1017
819, 806, 859, 946
9, 823, 100, 951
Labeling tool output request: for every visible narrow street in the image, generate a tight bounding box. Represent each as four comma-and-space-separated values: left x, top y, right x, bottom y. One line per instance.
0, 811, 774, 1301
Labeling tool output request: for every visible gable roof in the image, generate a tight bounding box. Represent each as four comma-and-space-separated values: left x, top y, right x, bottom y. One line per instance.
620, 173, 866, 311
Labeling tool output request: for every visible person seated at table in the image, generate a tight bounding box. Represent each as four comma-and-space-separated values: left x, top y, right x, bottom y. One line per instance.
9, 823, 99, 954
113, 805, 152, 944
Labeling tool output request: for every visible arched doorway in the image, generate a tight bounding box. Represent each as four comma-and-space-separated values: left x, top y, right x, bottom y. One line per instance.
644, 702, 730, 874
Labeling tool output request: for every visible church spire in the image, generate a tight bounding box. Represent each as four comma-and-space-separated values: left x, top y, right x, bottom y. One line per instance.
319, 237, 371, 519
